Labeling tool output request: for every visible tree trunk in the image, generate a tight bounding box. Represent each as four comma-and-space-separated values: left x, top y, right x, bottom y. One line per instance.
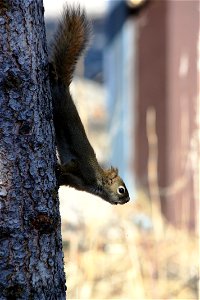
0, 1, 66, 299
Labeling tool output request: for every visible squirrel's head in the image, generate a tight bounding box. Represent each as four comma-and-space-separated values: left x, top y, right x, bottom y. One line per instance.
59, 162, 130, 205
97, 167, 130, 205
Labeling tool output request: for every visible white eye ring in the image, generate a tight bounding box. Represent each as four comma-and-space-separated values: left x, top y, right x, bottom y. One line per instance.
117, 186, 125, 195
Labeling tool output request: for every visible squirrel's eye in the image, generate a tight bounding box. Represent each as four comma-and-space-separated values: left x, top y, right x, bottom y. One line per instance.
117, 186, 125, 195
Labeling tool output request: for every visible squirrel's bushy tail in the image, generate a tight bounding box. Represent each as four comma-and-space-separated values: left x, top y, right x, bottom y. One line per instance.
50, 5, 91, 86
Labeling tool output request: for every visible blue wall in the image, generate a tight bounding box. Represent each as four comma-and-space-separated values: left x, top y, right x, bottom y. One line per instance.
104, 0, 136, 196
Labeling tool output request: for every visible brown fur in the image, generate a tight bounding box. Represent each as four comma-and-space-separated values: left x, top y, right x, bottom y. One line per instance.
51, 5, 90, 86
50, 6, 130, 205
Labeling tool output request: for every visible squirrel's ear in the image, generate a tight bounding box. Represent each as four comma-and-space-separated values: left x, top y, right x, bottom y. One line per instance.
110, 166, 118, 175
106, 167, 118, 182
103, 167, 118, 185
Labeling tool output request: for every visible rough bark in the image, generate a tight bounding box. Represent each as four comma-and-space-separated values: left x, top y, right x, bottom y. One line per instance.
0, 1, 66, 299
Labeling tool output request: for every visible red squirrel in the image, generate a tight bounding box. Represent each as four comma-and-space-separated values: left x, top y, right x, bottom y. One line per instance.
50, 6, 130, 205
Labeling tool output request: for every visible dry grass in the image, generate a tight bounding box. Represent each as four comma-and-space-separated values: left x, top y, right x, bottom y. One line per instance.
61, 191, 199, 299
60, 104, 199, 299
59, 87, 199, 299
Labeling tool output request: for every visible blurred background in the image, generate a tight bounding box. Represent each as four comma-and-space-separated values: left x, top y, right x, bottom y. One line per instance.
44, 0, 199, 299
